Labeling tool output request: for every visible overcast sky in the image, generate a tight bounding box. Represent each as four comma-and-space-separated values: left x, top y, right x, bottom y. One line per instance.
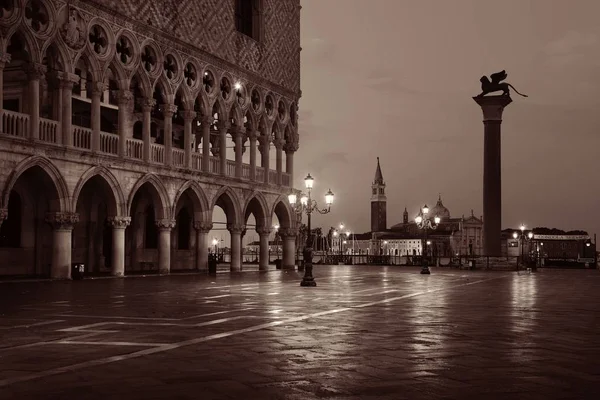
295, 0, 600, 236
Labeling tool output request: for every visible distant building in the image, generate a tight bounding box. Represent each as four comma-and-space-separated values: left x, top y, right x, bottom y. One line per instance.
503, 228, 595, 262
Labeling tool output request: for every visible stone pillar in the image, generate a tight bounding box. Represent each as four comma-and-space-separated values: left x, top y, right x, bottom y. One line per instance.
228, 224, 244, 272
58, 72, 78, 146
27, 63, 46, 141
0, 53, 11, 133
156, 219, 175, 274
182, 110, 196, 169
473, 95, 512, 256
260, 136, 270, 184
248, 130, 258, 180
141, 98, 155, 163
108, 216, 131, 277
256, 227, 270, 270
90, 81, 105, 153
285, 150, 295, 187
45, 212, 79, 279
275, 138, 283, 185
201, 116, 212, 172
0, 208, 7, 229
233, 126, 244, 178
162, 104, 177, 166
280, 228, 297, 270
194, 221, 212, 271
117, 90, 133, 157
219, 121, 230, 175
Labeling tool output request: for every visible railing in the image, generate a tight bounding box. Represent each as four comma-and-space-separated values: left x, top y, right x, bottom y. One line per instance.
242, 164, 251, 179
151, 143, 164, 164
209, 156, 219, 174
100, 131, 118, 155
126, 138, 143, 160
73, 126, 92, 150
39, 118, 58, 144
269, 170, 278, 184
282, 173, 291, 187
2, 110, 29, 138
191, 153, 202, 170
172, 148, 185, 168
256, 167, 265, 182
226, 160, 236, 177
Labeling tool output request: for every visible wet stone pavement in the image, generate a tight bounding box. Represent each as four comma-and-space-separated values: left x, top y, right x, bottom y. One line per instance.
0, 266, 599, 399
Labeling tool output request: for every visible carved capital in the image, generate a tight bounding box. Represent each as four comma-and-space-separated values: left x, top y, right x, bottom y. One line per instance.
193, 221, 213, 233
118, 90, 134, 106
274, 138, 285, 150
27, 63, 47, 80
45, 212, 80, 230
57, 71, 79, 88
108, 216, 131, 229
201, 116, 214, 126
219, 120, 231, 131
90, 81, 107, 96
227, 223, 245, 234
279, 227, 298, 238
162, 104, 178, 118
247, 129, 258, 141
0, 52, 11, 67
0, 208, 8, 223
182, 110, 197, 121
142, 98, 156, 112
156, 219, 176, 231
255, 226, 271, 236
473, 95, 512, 122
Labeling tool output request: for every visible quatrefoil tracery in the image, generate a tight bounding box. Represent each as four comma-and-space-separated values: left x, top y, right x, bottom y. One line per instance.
141, 46, 156, 73
164, 54, 177, 80
203, 70, 215, 93
116, 36, 132, 65
25, 0, 49, 33
0, 0, 15, 19
184, 63, 196, 87
89, 25, 108, 55
220, 77, 231, 100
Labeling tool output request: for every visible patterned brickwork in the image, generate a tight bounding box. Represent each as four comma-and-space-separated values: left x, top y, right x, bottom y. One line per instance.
82, 0, 301, 93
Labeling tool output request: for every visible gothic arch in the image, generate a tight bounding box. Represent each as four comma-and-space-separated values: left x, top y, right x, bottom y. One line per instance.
102, 60, 128, 89
172, 181, 210, 222
5, 27, 41, 63
41, 38, 72, 73
73, 50, 102, 83
130, 68, 151, 98
127, 174, 171, 220
153, 74, 175, 102
71, 166, 126, 217
271, 195, 295, 229
244, 108, 256, 131
210, 186, 242, 225
2, 156, 69, 212
243, 191, 270, 228
230, 101, 243, 127
195, 89, 210, 118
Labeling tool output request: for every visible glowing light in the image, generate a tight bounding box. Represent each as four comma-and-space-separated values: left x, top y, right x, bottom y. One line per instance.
520, 224, 525, 232
288, 193, 297, 205
422, 205, 429, 215
528, 232, 533, 239
300, 195, 308, 206
415, 215, 423, 224
513, 232, 518, 239
325, 189, 334, 206
434, 216, 441, 224
304, 173, 314, 189
234, 82, 242, 91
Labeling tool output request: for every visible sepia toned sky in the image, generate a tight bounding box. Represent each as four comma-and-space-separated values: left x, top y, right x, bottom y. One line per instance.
296, 0, 600, 236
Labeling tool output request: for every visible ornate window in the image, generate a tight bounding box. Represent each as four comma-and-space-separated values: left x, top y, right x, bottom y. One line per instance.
235, 0, 262, 41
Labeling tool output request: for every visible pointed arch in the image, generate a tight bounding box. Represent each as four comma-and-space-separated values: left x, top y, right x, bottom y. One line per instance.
271, 195, 295, 230
195, 89, 210, 117
243, 191, 270, 228
211, 97, 228, 119
229, 101, 243, 127
41, 39, 71, 73
5, 28, 40, 63
127, 174, 171, 220
244, 108, 256, 131
172, 180, 210, 223
210, 186, 242, 225
153, 74, 175, 102
130, 69, 151, 98
73, 51, 102, 84
71, 166, 126, 217
102, 60, 128, 89
2, 156, 69, 212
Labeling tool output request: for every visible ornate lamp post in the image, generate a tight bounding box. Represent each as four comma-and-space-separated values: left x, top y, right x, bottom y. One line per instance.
273, 223, 280, 261
513, 224, 534, 270
415, 204, 441, 275
288, 173, 334, 287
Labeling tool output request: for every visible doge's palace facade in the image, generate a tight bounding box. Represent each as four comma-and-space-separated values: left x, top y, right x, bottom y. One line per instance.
0, 0, 301, 278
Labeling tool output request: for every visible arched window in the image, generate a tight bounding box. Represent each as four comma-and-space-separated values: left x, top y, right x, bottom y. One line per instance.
144, 205, 158, 249
0, 191, 21, 248
235, 0, 262, 41
176, 209, 191, 250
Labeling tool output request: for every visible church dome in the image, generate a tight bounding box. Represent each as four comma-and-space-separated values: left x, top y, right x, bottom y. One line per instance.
429, 195, 450, 220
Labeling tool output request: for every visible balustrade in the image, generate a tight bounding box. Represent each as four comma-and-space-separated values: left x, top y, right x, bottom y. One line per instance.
242, 164, 251, 179
256, 167, 265, 182
39, 118, 58, 143
269, 170, 278, 184
73, 126, 92, 150
100, 132, 118, 155
191, 153, 202, 171
151, 143, 164, 164
172, 148, 185, 168
282, 173, 291, 187
226, 160, 236, 177
209, 156, 219, 174
2, 110, 29, 138
126, 138, 143, 160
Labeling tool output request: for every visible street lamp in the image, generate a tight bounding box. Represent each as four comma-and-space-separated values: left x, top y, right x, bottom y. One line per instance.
514, 225, 534, 270
273, 224, 280, 261
415, 204, 441, 275
288, 173, 334, 287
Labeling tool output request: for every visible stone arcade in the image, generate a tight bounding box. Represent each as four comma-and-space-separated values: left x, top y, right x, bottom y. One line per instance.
0, 0, 301, 278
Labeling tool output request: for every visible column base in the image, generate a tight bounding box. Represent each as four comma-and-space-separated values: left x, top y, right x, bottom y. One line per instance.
111, 271, 124, 277
159, 268, 170, 275
300, 277, 317, 287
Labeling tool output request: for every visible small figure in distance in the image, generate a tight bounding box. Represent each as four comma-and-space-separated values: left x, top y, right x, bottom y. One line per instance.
476, 70, 528, 98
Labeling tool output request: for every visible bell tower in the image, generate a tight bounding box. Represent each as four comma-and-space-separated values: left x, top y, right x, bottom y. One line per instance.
403, 207, 409, 224
371, 157, 387, 232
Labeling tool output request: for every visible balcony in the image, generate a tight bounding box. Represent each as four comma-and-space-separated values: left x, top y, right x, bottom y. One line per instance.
0, 110, 292, 186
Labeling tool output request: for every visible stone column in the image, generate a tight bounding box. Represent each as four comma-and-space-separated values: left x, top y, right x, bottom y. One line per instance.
473, 95, 512, 256
248, 129, 258, 180
90, 81, 105, 153
285, 150, 295, 187
156, 219, 175, 274
141, 98, 155, 163
0, 208, 7, 230
280, 228, 297, 270
233, 126, 245, 178
27, 63, 46, 141
182, 110, 196, 169
260, 136, 270, 184
194, 221, 212, 271
0, 53, 11, 133
58, 71, 79, 146
117, 90, 133, 157
108, 216, 131, 277
201, 116, 212, 172
45, 212, 79, 279
219, 121, 230, 175
228, 224, 244, 272
275, 138, 283, 185
256, 227, 270, 271
162, 104, 177, 166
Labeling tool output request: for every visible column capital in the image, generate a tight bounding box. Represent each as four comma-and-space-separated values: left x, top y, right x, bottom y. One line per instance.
219, 120, 231, 131
27, 63, 47, 80
247, 129, 259, 140
279, 227, 298, 238
108, 216, 131, 229
255, 226, 271, 236
118, 89, 134, 106
473, 95, 512, 121
0, 52, 11, 66
284, 134, 299, 153
201, 115, 214, 125
141, 98, 156, 112
45, 212, 79, 230
274, 138, 284, 150
182, 110, 197, 121
57, 71, 79, 87
227, 223, 245, 234
193, 221, 213, 233
156, 219, 176, 231
90, 81, 108, 96
162, 104, 178, 118
0, 208, 8, 223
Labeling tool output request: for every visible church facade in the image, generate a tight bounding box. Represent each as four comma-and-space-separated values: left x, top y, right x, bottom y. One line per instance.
368, 158, 484, 257
0, 0, 301, 278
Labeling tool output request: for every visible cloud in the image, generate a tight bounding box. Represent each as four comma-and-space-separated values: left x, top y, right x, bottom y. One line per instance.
545, 31, 597, 56
302, 37, 337, 65
363, 67, 420, 95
